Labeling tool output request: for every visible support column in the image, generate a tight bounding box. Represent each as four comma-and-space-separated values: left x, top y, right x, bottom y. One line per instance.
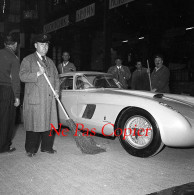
103, 0, 111, 72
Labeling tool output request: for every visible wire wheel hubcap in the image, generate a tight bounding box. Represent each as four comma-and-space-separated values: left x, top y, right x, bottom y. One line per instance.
123, 115, 153, 149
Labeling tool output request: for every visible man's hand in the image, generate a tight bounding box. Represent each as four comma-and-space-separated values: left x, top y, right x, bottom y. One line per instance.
14, 98, 20, 107
54, 90, 59, 99
151, 88, 157, 92
37, 66, 45, 77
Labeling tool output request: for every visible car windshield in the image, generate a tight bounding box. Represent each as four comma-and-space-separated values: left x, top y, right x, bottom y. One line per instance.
76, 74, 122, 89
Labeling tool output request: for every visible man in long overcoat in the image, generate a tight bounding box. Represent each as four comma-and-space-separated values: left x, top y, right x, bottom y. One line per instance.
19, 34, 59, 157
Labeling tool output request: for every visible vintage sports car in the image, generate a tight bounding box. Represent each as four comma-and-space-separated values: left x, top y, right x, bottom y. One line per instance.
58, 71, 194, 157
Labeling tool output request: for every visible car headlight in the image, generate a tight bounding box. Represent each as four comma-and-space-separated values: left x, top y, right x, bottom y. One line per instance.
159, 102, 179, 113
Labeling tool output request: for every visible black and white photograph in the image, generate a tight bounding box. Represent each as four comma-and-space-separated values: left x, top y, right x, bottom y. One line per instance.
0, 0, 194, 194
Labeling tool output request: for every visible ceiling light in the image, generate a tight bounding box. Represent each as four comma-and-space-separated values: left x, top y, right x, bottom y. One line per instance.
186, 27, 194, 30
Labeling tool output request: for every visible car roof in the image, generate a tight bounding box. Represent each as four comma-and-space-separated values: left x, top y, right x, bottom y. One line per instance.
59, 71, 111, 78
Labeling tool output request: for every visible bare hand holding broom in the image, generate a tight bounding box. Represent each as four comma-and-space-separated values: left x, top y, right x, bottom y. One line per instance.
37, 61, 106, 154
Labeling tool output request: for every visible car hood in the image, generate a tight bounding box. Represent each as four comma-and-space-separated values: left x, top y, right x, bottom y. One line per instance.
87, 88, 194, 120
105, 88, 194, 120
91, 88, 194, 106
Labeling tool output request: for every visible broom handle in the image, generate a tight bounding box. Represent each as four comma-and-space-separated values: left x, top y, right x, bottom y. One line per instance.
146, 59, 152, 91
37, 61, 70, 120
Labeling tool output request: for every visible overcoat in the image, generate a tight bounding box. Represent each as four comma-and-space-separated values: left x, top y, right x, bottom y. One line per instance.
151, 65, 170, 93
131, 68, 150, 90
19, 53, 59, 132
108, 65, 131, 89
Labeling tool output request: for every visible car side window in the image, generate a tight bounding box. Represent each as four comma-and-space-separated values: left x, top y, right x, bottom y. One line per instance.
60, 76, 73, 90
94, 78, 107, 88
76, 76, 92, 89
93, 76, 120, 88
76, 76, 85, 89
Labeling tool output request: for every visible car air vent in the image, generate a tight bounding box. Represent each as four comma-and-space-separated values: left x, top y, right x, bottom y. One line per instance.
82, 104, 96, 119
153, 94, 164, 99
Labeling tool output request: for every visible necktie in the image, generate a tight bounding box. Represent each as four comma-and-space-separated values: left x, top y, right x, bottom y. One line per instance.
41, 56, 48, 68
42, 56, 46, 64
41, 56, 48, 76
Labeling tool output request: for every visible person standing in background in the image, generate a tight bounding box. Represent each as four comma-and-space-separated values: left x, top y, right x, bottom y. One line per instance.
0, 34, 20, 153
19, 34, 59, 157
57, 51, 76, 74
108, 57, 131, 89
131, 60, 150, 91
150, 54, 170, 93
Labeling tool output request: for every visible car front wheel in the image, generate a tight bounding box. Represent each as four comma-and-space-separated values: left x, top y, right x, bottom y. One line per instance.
117, 107, 164, 158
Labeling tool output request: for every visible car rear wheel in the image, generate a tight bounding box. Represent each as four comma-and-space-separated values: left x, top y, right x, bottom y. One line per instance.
117, 107, 164, 158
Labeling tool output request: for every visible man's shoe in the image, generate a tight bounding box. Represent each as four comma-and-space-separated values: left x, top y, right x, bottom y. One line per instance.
26, 152, 36, 157
7, 147, 16, 153
41, 149, 57, 154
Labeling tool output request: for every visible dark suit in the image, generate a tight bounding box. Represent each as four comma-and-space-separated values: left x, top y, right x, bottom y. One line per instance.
151, 65, 170, 93
108, 65, 131, 89
0, 47, 20, 152
57, 62, 76, 74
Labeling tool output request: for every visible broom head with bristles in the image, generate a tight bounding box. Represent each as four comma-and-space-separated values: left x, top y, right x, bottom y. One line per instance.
66, 119, 106, 154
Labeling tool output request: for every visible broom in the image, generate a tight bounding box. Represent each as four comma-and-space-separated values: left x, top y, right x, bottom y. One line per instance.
37, 61, 106, 154
146, 59, 152, 91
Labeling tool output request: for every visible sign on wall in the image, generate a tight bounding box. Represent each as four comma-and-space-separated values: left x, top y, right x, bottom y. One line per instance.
44, 15, 69, 33
109, 0, 134, 9
76, 3, 95, 22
